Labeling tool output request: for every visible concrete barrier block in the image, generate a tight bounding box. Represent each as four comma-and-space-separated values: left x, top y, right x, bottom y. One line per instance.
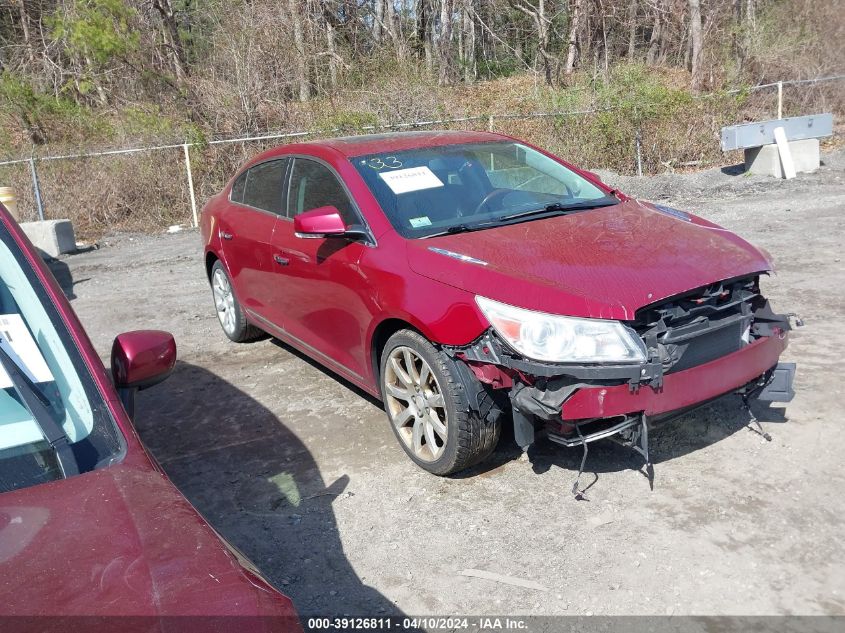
744, 138, 820, 178
19, 220, 76, 258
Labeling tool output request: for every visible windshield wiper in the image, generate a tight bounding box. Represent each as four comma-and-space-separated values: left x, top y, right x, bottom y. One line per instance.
497, 196, 620, 222
420, 196, 620, 238
422, 220, 504, 239
0, 345, 79, 478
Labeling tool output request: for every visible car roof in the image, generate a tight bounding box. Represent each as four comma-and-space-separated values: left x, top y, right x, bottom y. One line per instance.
303, 130, 506, 157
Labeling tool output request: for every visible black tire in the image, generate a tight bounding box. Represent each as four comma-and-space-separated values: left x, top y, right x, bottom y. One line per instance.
209, 260, 262, 343
380, 329, 501, 475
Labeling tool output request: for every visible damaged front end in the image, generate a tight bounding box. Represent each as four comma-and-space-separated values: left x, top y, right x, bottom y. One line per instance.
445, 275, 800, 496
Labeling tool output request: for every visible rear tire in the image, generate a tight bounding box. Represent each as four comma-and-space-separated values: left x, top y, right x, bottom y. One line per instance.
380, 329, 501, 475
210, 260, 262, 343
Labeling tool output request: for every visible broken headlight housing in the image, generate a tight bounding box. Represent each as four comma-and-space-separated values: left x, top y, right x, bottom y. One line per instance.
475, 296, 647, 364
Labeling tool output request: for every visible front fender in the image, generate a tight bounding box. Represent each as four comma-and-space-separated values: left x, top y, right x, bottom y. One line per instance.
369, 270, 488, 348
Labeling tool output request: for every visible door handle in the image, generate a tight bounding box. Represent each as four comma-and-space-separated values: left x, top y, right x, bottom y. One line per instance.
274, 254, 290, 266
220, 231, 233, 240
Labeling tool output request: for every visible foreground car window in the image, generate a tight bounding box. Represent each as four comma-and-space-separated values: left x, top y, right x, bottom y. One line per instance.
353, 141, 610, 238
0, 225, 124, 493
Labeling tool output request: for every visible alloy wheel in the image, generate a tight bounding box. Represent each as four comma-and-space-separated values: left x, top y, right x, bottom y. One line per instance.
212, 268, 237, 336
383, 346, 448, 462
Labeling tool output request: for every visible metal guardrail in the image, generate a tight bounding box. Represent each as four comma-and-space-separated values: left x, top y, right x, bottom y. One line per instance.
721, 113, 834, 151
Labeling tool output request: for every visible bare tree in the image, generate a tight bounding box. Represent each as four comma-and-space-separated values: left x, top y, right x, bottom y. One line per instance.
16, 0, 36, 65
565, 0, 584, 75
512, 0, 554, 86
326, 20, 338, 89
384, 0, 404, 56
689, 0, 703, 90
373, 0, 385, 42
437, 0, 455, 84
462, 0, 476, 82
417, 0, 434, 73
627, 0, 638, 58
151, 0, 189, 83
287, 0, 311, 101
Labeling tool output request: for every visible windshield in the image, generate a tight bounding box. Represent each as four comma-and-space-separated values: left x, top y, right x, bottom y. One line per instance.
352, 141, 614, 238
0, 223, 124, 493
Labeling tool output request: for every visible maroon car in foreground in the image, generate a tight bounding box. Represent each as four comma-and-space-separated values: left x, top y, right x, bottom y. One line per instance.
201, 130, 797, 486
0, 205, 299, 629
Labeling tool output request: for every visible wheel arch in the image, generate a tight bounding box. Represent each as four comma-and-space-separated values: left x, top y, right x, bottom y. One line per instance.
366, 300, 488, 392
205, 250, 219, 281
369, 317, 425, 392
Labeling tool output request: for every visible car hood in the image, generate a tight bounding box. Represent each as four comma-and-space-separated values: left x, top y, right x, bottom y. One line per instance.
0, 458, 296, 619
407, 199, 771, 320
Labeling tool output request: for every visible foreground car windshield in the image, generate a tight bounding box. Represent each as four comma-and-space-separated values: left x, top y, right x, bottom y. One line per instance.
352, 141, 613, 238
0, 224, 124, 493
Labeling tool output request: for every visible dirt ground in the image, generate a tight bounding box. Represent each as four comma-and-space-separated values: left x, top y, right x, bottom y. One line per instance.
51, 150, 845, 619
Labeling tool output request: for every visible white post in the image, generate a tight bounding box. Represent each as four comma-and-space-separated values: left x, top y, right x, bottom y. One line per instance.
635, 130, 643, 177
773, 126, 796, 180
777, 80, 783, 120
183, 143, 198, 228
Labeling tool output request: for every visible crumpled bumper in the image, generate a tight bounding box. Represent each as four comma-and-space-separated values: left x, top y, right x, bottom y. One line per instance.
560, 333, 788, 420
449, 322, 792, 454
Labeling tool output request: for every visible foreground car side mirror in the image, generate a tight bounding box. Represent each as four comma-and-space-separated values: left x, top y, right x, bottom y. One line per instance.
111, 330, 176, 418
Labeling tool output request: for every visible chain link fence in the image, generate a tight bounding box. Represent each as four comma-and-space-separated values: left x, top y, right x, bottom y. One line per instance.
0, 74, 842, 239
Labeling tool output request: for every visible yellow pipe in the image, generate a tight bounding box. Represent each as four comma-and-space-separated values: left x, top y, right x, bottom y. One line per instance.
0, 187, 19, 221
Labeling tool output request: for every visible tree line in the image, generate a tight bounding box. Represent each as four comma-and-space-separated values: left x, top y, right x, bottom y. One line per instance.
0, 1, 837, 144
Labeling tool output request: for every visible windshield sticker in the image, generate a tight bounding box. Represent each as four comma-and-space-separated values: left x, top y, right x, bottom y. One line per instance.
409, 216, 432, 228
0, 314, 54, 389
379, 166, 444, 195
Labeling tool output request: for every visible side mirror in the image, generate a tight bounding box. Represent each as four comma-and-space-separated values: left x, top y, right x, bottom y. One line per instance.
294, 206, 347, 239
111, 330, 176, 418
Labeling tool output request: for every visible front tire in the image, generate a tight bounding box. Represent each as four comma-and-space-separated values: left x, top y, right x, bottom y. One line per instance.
210, 260, 262, 342
380, 329, 501, 475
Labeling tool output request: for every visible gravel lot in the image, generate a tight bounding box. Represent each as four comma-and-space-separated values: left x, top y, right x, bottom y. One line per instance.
52, 150, 845, 618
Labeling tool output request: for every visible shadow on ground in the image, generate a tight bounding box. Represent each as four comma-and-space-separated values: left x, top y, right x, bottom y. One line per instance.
133, 360, 400, 617
460, 394, 789, 495
43, 253, 89, 300
720, 163, 748, 176
268, 338, 383, 408
240, 332, 790, 500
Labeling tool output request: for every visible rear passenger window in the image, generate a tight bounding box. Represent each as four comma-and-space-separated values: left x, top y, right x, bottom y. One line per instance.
287, 158, 356, 223
241, 159, 288, 214
230, 172, 247, 203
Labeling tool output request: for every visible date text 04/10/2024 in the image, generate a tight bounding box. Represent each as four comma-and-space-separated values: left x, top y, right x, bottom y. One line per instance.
306, 617, 529, 631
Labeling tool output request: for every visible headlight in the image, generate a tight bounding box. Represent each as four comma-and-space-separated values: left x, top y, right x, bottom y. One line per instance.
475, 296, 647, 363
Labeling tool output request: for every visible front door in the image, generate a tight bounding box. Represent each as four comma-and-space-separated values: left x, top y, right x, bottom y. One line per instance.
266, 157, 374, 381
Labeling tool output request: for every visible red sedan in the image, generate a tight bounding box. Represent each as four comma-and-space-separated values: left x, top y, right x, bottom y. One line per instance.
0, 205, 299, 628
201, 131, 796, 480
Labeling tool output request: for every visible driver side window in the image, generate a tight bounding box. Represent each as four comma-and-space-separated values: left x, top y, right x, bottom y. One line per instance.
287, 158, 356, 224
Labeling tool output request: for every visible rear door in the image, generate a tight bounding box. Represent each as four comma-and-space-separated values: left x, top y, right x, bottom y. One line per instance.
265, 157, 375, 381
218, 159, 289, 322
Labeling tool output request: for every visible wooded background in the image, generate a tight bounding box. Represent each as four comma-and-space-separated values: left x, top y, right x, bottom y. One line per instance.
0, 1, 842, 235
